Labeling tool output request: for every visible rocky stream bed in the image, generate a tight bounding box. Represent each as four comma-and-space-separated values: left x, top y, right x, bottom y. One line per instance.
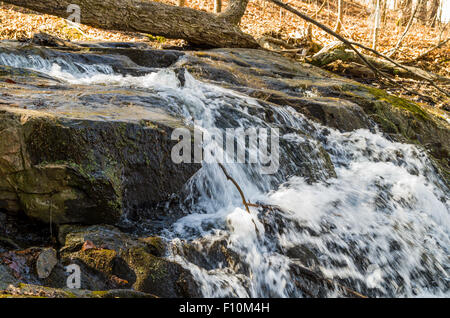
0, 41, 448, 298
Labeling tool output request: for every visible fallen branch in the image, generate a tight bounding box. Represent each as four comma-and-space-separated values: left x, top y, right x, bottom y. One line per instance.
258, 36, 299, 50
265, 0, 450, 97
3, 0, 259, 48
406, 37, 450, 63
218, 163, 251, 214
265, 0, 382, 79
347, 40, 450, 95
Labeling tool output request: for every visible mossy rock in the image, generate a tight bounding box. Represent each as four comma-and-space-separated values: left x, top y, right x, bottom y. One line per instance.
0, 106, 200, 225
124, 246, 200, 298
56, 225, 199, 297
1, 283, 156, 298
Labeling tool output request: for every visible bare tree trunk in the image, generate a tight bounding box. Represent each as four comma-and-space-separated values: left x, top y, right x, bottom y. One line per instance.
214, 0, 223, 13
381, 0, 388, 25
399, 0, 413, 26
417, 0, 429, 24
2, 0, 258, 48
372, 0, 381, 50
334, 0, 343, 33
219, 0, 250, 25
428, 0, 440, 26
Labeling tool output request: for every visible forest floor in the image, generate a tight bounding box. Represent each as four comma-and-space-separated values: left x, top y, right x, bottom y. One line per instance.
0, 0, 448, 110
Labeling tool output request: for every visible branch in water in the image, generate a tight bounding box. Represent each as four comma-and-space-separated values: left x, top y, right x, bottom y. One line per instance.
218, 163, 251, 214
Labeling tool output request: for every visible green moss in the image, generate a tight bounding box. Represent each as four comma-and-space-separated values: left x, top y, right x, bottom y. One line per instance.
140, 237, 166, 256
62, 290, 77, 298
145, 34, 166, 43
77, 249, 117, 275
128, 247, 167, 280
0, 294, 46, 298
90, 290, 109, 297
369, 114, 399, 134
365, 86, 429, 120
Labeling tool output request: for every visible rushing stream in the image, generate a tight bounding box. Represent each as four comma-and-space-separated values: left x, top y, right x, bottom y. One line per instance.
0, 48, 448, 298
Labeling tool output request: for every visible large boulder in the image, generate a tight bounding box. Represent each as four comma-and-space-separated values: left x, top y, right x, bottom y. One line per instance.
0, 106, 200, 225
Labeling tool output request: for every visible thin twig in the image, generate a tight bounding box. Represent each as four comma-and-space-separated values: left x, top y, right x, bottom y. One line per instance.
406, 37, 449, 63
218, 163, 251, 214
348, 40, 450, 96
306, 1, 326, 41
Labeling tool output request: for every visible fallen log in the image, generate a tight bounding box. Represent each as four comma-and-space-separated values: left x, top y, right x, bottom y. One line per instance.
311, 41, 450, 88
311, 41, 445, 82
2, 0, 259, 48
265, 0, 450, 97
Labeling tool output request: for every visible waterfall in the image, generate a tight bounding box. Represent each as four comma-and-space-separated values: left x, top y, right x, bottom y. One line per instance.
1, 51, 448, 298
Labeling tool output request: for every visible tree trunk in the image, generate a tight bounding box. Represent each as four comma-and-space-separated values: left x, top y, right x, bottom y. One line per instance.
219, 0, 249, 25
215, 0, 223, 13
381, 0, 387, 25
399, 0, 413, 26
428, 0, 440, 26
2, 0, 258, 48
372, 0, 381, 50
417, 0, 429, 24
334, 0, 343, 33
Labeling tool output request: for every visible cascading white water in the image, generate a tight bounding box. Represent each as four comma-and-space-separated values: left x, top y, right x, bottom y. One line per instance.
0, 52, 113, 77
1, 52, 448, 297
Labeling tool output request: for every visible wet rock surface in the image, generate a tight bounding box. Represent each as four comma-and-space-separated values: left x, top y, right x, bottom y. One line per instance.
0, 222, 200, 298
178, 48, 449, 184
0, 41, 448, 297
0, 107, 200, 225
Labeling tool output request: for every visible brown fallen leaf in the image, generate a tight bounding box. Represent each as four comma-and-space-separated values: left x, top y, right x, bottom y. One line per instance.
110, 275, 129, 287
81, 240, 97, 251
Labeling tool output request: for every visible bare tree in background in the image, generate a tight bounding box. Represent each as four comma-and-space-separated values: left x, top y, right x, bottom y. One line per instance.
417, 0, 429, 24
381, 0, 388, 25
372, 0, 381, 49
215, 0, 223, 13
428, 0, 440, 26
334, 0, 343, 33
399, 0, 413, 26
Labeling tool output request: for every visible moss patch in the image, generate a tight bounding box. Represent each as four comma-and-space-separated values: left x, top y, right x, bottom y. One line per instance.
365, 86, 429, 120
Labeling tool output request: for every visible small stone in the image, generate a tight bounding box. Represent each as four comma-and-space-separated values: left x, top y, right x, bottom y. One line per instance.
36, 248, 58, 279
